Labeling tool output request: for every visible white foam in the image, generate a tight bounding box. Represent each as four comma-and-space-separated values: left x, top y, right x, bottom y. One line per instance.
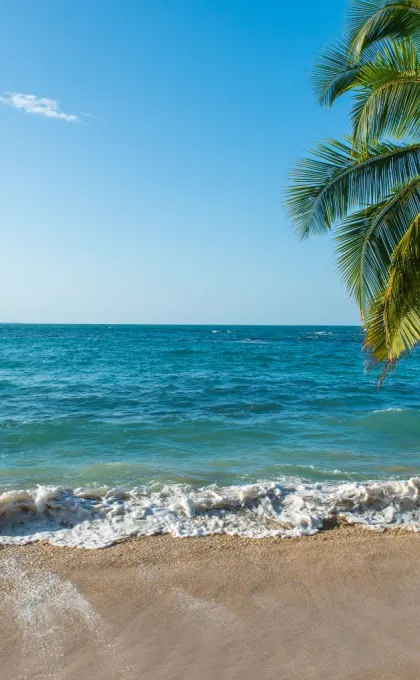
311, 331, 333, 336
1, 557, 100, 630
1, 557, 101, 675
1, 557, 136, 677
1, 477, 420, 548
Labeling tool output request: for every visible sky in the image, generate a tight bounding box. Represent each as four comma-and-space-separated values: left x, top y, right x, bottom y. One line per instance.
0, 0, 359, 325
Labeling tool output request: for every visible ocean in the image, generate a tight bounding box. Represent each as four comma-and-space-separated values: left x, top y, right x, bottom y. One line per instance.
1, 323, 420, 548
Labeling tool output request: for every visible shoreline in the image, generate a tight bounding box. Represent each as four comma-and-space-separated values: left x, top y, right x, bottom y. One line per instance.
2, 529, 420, 679
3, 476, 420, 548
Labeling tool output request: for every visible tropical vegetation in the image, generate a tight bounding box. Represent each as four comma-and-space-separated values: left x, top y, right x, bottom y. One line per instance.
285, 0, 420, 382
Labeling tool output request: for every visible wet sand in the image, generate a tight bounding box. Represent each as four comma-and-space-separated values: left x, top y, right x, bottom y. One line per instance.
1, 529, 420, 679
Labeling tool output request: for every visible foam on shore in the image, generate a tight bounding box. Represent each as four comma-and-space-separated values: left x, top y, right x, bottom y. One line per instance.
1, 477, 420, 549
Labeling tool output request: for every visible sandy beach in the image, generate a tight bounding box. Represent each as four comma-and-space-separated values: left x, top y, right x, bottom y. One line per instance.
1, 529, 420, 679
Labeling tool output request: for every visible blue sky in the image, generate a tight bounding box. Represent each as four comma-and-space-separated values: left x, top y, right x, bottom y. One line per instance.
0, 0, 359, 325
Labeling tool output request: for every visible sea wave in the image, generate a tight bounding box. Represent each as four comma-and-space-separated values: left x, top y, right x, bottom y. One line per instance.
310, 331, 333, 336
239, 339, 268, 344
2, 477, 420, 549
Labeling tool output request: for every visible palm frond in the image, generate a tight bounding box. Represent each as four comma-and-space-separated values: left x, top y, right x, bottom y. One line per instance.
312, 34, 408, 107
363, 289, 390, 370
348, 1, 420, 57
313, 36, 361, 107
352, 39, 420, 142
287, 0, 420, 381
364, 213, 420, 378
335, 176, 420, 309
286, 139, 420, 238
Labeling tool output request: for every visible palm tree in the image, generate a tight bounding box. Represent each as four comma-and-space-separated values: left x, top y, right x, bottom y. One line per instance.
285, 0, 420, 381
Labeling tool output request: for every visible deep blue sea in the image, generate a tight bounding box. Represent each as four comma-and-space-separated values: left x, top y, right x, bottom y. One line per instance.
2, 324, 420, 547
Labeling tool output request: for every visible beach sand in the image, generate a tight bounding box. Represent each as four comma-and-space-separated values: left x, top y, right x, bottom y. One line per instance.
1, 529, 420, 679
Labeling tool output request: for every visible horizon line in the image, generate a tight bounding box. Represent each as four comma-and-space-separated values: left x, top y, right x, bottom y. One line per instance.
0, 321, 362, 327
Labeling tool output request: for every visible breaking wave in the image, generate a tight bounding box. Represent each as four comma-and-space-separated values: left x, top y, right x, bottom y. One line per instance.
2, 477, 420, 549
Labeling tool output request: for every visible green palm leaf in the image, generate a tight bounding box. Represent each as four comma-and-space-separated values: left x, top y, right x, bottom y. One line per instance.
352, 39, 420, 142
286, 139, 420, 238
312, 35, 404, 107
313, 37, 361, 107
364, 214, 420, 378
286, 0, 420, 379
349, 0, 420, 57
335, 176, 420, 309
363, 290, 390, 369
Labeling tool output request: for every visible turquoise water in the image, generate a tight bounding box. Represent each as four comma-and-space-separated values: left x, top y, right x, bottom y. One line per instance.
2, 323, 420, 490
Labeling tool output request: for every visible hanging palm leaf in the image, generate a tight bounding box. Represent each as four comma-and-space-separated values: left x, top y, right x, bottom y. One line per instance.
286, 0, 420, 380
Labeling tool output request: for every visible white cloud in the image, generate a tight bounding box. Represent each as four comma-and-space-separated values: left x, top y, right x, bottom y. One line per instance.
0, 92, 79, 123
